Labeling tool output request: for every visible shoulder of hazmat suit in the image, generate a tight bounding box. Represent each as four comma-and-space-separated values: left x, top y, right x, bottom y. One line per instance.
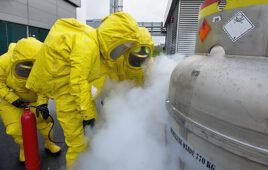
26, 18, 100, 120
0, 43, 18, 103
110, 27, 154, 86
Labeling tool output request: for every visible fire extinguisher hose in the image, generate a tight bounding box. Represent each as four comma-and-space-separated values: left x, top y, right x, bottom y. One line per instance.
47, 114, 65, 144
28, 105, 64, 144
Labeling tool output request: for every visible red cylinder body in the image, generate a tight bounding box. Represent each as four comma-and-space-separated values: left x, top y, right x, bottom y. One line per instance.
21, 108, 40, 170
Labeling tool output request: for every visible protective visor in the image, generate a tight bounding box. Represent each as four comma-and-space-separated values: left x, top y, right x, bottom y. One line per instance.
110, 42, 136, 60
15, 61, 33, 78
128, 46, 151, 67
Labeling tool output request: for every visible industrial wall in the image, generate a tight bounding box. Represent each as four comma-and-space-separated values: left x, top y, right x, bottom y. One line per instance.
0, 0, 80, 55
164, 0, 203, 55
165, 1, 179, 54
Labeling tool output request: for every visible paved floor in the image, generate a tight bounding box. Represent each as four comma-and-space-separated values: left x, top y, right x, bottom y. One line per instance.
0, 102, 67, 170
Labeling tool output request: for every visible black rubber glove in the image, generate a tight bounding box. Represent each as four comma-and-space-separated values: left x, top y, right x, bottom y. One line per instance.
12, 99, 28, 108
83, 119, 95, 128
36, 104, 50, 120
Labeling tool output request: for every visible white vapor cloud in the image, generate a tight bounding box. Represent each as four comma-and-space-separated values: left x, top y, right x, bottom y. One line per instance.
74, 54, 185, 170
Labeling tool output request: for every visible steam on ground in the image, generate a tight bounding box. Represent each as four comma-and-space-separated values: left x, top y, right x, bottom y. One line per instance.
75, 54, 185, 170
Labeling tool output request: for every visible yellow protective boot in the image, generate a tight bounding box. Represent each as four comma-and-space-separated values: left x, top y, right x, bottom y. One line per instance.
37, 119, 61, 154
44, 141, 61, 154
19, 145, 25, 162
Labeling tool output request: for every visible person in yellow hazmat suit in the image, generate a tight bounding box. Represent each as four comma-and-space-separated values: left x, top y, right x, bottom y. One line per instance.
26, 12, 140, 167
110, 27, 154, 86
0, 38, 61, 162
90, 27, 154, 100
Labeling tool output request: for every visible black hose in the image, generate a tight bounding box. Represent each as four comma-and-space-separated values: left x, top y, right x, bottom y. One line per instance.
47, 114, 65, 144
28, 105, 64, 144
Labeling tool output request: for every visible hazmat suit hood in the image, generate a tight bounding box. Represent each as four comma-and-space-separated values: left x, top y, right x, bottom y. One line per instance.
126, 27, 154, 68
0, 38, 42, 103
11, 37, 42, 63
97, 12, 140, 64
10, 37, 42, 80
4, 38, 43, 103
110, 27, 154, 86
137, 27, 154, 52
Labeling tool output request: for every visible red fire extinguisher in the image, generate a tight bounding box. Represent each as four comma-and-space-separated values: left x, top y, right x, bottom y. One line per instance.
21, 107, 40, 170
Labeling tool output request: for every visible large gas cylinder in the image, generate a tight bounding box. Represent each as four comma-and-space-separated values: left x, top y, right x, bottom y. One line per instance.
165, 1, 268, 170
21, 108, 40, 170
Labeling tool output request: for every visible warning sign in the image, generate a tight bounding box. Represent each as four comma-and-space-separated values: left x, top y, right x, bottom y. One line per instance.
199, 19, 211, 42
223, 11, 255, 42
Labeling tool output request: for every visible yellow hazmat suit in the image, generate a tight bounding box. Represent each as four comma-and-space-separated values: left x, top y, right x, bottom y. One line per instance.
26, 12, 140, 167
0, 38, 61, 162
110, 27, 154, 85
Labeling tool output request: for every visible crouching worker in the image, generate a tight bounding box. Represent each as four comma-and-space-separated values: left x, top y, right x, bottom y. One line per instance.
0, 38, 61, 162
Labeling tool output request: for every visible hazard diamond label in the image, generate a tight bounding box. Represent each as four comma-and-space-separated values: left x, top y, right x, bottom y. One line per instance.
223, 11, 255, 42
199, 19, 211, 43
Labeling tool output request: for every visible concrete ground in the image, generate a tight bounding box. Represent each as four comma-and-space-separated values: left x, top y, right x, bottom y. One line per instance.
0, 102, 67, 170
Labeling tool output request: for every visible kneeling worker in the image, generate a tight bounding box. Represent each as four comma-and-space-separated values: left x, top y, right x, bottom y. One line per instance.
0, 38, 61, 162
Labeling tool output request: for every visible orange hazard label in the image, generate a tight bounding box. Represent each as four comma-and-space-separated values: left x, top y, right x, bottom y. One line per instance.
199, 19, 211, 42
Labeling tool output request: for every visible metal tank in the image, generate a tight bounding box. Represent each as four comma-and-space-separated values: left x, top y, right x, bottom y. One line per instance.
165, 1, 268, 170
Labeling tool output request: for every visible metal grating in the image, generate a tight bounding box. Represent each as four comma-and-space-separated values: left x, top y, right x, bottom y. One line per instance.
110, 0, 123, 14
138, 22, 166, 36
176, 0, 203, 55
218, 0, 226, 10
165, 2, 179, 54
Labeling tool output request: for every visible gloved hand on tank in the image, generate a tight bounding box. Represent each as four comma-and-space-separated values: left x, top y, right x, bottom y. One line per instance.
12, 99, 29, 108
83, 119, 95, 129
36, 104, 50, 120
